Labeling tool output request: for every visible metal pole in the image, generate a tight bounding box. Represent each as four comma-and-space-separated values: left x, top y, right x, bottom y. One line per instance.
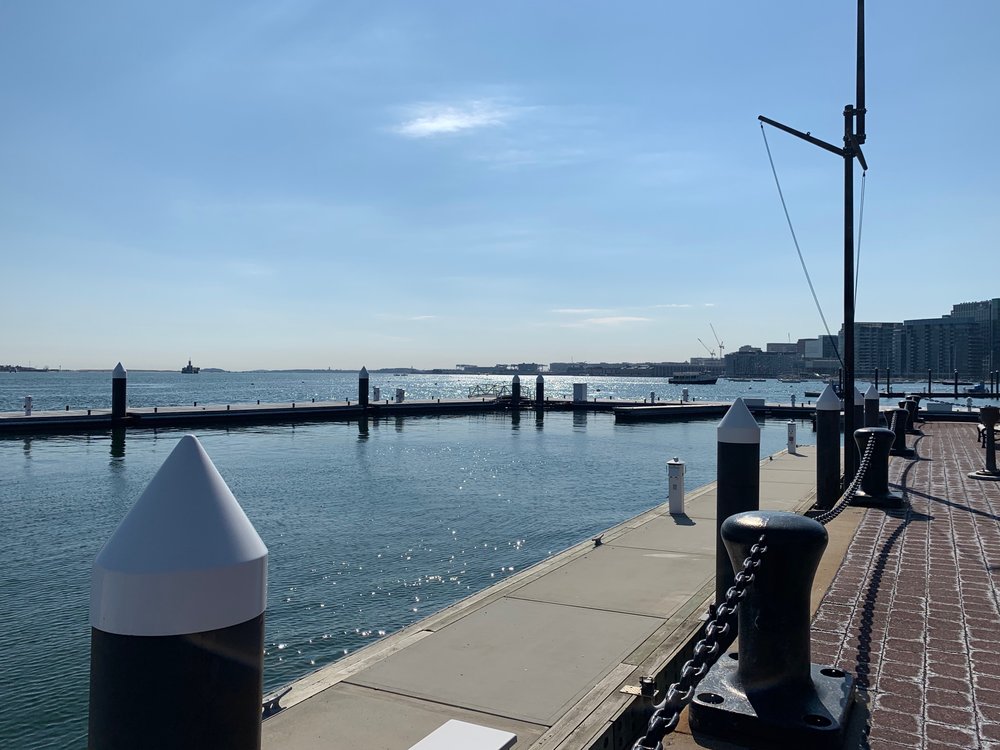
843, 105, 856, 488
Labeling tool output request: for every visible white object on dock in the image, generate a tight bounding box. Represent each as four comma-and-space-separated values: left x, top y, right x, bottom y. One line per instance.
407, 719, 516, 750
667, 456, 686, 515
787, 421, 797, 455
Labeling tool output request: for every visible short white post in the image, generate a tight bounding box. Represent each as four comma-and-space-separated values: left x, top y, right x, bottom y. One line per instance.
650, 391, 656, 403
668, 457, 686, 515
88, 435, 267, 750
682, 387, 689, 403
787, 421, 797, 454
373, 386, 381, 401
23, 394, 33, 416
396, 388, 405, 403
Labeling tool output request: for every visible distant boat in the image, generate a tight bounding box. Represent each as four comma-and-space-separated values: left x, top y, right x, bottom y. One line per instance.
965, 383, 987, 394
778, 375, 804, 383
669, 372, 718, 385
804, 391, 821, 398
727, 377, 752, 382
181, 359, 200, 374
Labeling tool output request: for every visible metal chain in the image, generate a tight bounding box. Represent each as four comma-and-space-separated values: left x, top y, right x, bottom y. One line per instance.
813, 430, 878, 526
631, 535, 767, 750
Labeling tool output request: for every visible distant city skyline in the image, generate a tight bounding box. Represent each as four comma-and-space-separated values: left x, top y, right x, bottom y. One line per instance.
3, 1, 998, 370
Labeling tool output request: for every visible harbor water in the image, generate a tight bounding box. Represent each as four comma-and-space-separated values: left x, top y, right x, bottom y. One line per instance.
0, 369, 942, 748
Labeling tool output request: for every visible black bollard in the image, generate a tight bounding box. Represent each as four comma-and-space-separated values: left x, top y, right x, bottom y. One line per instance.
814, 385, 841, 510
969, 406, 1000, 480
358, 366, 369, 409
715, 398, 760, 609
88, 435, 267, 750
928, 369, 933, 396
850, 428, 903, 507
852, 387, 864, 436
111, 363, 127, 422
874, 368, 879, 391
689, 511, 855, 748
511, 374, 521, 408
887, 407, 914, 458
886, 368, 892, 395
535, 374, 545, 408
901, 399, 919, 434
863, 383, 880, 427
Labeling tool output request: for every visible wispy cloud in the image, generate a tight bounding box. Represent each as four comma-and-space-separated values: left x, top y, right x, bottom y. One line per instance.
551, 307, 613, 315
560, 316, 652, 328
376, 313, 438, 321
393, 99, 518, 138
649, 303, 693, 309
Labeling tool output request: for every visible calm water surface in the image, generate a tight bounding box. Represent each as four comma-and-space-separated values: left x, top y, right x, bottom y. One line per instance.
1, 372, 824, 748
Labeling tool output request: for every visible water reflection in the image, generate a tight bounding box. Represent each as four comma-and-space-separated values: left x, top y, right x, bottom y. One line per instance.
357, 417, 369, 441
535, 408, 545, 431
22, 437, 31, 457
395, 416, 405, 433
510, 409, 520, 430
573, 410, 588, 431
110, 427, 126, 460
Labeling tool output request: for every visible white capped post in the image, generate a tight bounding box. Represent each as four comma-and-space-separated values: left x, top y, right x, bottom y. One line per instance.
787, 421, 797, 454
535, 373, 545, 406
667, 457, 686, 515
359, 366, 370, 409
88, 435, 267, 750
111, 362, 127, 421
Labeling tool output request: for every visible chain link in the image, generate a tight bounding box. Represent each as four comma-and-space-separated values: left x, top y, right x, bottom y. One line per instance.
631, 535, 767, 750
812, 429, 878, 526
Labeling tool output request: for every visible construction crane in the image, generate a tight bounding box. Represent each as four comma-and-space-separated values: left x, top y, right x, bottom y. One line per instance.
697, 338, 716, 359
710, 324, 725, 360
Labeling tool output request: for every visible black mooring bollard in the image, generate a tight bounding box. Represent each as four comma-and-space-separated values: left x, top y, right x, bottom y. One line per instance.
970, 406, 1000, 480
88, 435, 267, 750
689, 511, 855, 748
111, 362, 127, 422
535, 374, 545, 408
887, 407, 914, 458
901, 398, 919, 434
815, 384, 841, 510
863, 383, 879, 428
358, 366, 369, 409
715, 398, 760, 609
851, 428, 903, 507
511, 374, 521, 408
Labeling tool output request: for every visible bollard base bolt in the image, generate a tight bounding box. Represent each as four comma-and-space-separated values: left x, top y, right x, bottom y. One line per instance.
689, 659, 855, 750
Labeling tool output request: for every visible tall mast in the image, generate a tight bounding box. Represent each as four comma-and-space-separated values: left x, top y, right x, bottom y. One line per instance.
758, 0, 867, 487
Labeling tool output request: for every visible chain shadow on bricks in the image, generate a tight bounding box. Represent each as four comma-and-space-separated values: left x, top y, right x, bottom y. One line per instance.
848, 445, 933, 749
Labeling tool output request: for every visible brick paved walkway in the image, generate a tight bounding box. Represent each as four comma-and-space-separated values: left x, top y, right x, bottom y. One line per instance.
812, 421, 1000, 749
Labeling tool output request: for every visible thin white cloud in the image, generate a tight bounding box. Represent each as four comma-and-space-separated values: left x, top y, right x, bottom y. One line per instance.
649, 303, 693, 309
551, 308, 613, 315
375, 313, 438, 321
561, 316, 652, 328
393, 100, 516, 138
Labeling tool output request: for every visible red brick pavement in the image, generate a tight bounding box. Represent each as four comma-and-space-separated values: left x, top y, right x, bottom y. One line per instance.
811, 421, 1000, 749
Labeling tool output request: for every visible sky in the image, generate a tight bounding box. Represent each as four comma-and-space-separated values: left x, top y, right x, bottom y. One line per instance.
2, 1, 998, 371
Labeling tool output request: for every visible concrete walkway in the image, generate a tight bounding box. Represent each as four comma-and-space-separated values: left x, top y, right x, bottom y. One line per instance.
262, 447, 821, 750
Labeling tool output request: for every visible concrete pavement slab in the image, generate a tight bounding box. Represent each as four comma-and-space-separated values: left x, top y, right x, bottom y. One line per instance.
346, 596, 661, 725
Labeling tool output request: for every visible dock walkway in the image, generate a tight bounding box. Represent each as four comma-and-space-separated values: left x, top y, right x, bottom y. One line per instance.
262, 447, 821, 750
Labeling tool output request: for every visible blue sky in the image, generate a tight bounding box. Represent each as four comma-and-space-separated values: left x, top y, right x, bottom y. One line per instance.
2, 1, 998, 370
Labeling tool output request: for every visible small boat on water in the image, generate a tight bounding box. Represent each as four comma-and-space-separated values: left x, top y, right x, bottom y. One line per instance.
181, 359, 200, 374
669, 372, 718, 385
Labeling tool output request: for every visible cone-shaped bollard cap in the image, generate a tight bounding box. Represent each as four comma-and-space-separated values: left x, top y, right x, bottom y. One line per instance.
359, 366, 368, 378
817, 383, 841, 411
112, 362, 127, 379
91, 435, 267, 636
513, 374, 520, 384
718, 397, 760, 444
865, 383, 879, 400
854, 386, 864, 400
536, 373, 544, 383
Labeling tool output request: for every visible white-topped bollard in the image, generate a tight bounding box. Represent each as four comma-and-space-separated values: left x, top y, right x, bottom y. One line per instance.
111, 362, 127, 422
650, 391, 656, 404
787, 420, 797, 454
864, 383, 880, 427
23, 394, 32, 416
511, 374, 521, 407
716, 398, 760, 609
572, 383, 587, 404
359, 366, 369, 409
815, 384, 842, 510
536, 374, 545, 406
88, 435, 267, 750
667, 457, 686, 515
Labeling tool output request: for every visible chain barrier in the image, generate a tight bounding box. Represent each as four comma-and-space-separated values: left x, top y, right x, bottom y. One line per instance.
631, 535, 767, 750
812, 429, 878, 526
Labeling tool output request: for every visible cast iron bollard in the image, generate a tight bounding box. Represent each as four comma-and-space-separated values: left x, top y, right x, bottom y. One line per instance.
887, 407, 914, 457
667, 456, 685, 515
863, 383, 879, 427
536, 374, 545, 407
909, 394, 922, 421
111, 362, 127, 422
689, 511, 855, 748
814, 384, 841, 510
88, 435, 267, 750
715, 398, 760, 609
969, 405, 1000, 481
358, 366, 369, 409
900, 399, 919, 434
850, 428, 903, 507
